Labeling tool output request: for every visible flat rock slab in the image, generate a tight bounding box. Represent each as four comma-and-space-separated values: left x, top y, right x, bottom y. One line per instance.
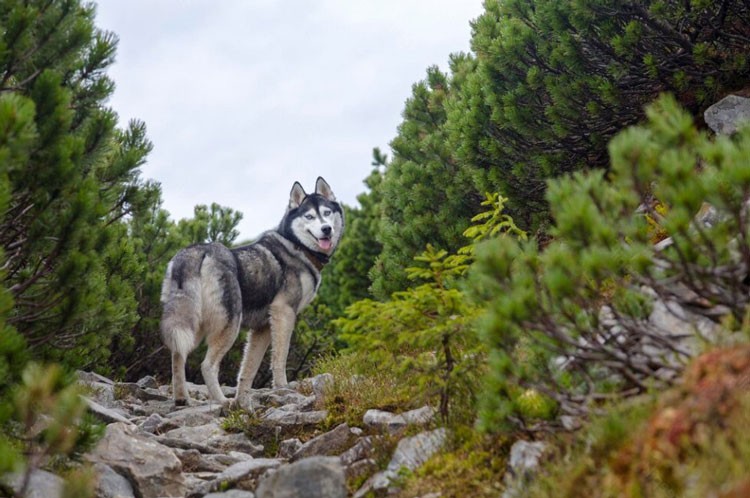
363, 405, 435, 434
261, 407, 327, 427
84, 397, 134, 425
190, 458, 282, 496
163, 423, 263, 455
291, 423, 359, 462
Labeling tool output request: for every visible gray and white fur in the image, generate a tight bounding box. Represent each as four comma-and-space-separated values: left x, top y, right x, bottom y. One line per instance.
159, 177, 344, 409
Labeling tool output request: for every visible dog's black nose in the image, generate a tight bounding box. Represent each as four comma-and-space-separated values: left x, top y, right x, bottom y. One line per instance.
321, 225, 332, 236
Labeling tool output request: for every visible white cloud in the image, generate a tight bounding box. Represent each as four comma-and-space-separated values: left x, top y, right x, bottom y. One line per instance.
95, 0, 484, 239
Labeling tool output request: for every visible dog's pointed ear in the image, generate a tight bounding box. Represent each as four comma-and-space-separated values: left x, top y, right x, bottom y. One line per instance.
315, 177, 336, 201
289, 181, 306, 209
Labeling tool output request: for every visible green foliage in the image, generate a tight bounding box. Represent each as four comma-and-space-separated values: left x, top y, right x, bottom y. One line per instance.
337, 192, 525, 424
0, 0, 154, 370
398, 428, 509, 498
313, 353, 416, 429
318, 152, 384, 316
473, 94, 750, 431
450, 0, 750, 228
178, 202, 243, 246
371, 57, 484, 298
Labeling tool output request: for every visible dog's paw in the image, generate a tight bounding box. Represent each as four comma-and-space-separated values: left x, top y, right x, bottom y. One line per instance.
174, 398, 190, 407
229, 393, 254, 413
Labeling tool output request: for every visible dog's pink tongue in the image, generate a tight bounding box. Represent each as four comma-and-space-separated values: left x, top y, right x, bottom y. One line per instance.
319, 238, 332, 251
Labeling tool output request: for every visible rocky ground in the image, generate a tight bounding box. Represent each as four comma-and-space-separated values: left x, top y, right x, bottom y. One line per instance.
13, 371, 446, 498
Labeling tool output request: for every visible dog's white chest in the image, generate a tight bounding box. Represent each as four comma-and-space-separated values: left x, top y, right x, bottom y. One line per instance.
298, 272, 317, 312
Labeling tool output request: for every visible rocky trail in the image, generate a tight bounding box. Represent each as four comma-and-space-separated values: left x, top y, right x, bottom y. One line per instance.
14, 371, 447, 498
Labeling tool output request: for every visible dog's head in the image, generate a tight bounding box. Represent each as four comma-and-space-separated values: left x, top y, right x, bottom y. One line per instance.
281, 177, 344, 259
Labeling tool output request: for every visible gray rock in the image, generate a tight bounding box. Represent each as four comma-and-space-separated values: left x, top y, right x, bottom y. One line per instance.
344, 458, 378, 481
508, 440, 546, 476
503, 440, 547, 498
263, 390, 315, 409
87, 422, 187, 498
115, 382, 170, 402
130, 399, 178, 417
387, 427, 447, 473
84, 382, 117, 407
166, 403, 224, 427
353, 428, 447, 498
136, 375, 159, 389
176, 448, 227, 472
192, 459, 283, 496
401, 406, 436, 425
162, 423, 264, 456
205, 451, 254, 468
255, 456, 346, 498
77, 370, 116, 385
339, 436, 378, 466
84, 396, 134, 425
291, 423, 358, 461
4, 469, 64, 498
138, 413, 166, 433
704, 94, 750, 135
279, 438, 303, 459
363, 405, 435, 434
92, 463, 136, 498
305, 372, 334, 400
204, 490, 256, 498
261, 407, 327, 426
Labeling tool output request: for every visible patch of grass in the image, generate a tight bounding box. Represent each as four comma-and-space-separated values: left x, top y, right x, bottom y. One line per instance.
221, 408, 324, 458
313, 352, 419, 430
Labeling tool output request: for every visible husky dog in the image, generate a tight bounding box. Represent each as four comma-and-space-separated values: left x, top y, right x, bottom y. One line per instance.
159, 177, 343, 409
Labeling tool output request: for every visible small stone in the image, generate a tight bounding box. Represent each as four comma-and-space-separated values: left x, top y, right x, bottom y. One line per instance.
136, 375, 159, 389
704, 95, 750, 135
279, 438, 303, 459
291, 423, 358, 461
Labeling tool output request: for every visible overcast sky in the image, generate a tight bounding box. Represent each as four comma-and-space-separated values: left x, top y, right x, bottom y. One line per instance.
95, 1, 484, 240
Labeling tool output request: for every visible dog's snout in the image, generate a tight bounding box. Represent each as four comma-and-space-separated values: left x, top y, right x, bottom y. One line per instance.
321, 225, 332, 236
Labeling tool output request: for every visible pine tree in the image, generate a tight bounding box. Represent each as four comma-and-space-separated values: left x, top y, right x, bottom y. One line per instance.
472, 95, 750, 430
177, 202, 244, 246
317, 149, 385, 315
0, 0, 154, 369
451, 0, 750, 229
372, 56, 483, 298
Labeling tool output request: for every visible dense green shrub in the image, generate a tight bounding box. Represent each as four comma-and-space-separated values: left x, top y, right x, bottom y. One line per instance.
473, 94, 750, 430
453, 0, 750, 228
337, 193, 525, 424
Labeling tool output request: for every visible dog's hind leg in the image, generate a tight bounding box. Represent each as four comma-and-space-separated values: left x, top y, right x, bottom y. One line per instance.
164, 325, 198, 406
269, 302, 296, 389
171, 350, 190, 405
202, 317, 241, 405
235, 325, 271, 410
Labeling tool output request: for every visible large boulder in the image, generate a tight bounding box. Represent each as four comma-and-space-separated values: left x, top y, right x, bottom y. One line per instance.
87, 422, 187, 498
255, 456, 346, 498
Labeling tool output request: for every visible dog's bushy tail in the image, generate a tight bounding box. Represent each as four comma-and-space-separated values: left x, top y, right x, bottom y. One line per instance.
160, 259, 200, 356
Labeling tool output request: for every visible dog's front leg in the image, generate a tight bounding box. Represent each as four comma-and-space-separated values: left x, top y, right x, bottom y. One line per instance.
235, 326, 271, 410
269, 301, 296, 388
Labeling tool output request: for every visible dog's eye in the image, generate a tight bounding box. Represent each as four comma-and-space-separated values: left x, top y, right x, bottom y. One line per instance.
323, 210, 331, 217
305, 214, 315, 220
